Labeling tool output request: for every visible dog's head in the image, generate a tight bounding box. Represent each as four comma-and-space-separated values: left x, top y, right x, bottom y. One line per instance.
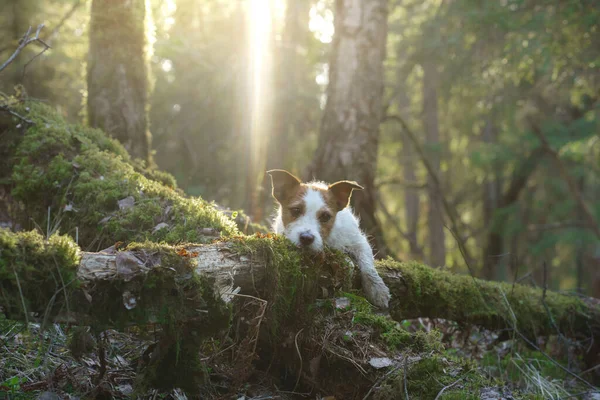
267, 169, 363, 251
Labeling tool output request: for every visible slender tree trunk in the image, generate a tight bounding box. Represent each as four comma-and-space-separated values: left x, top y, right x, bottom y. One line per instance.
482, 118, 504, 279
403, 138, 421, 258
396, 87, 422, 258
422, 61, 445, 267
308, 0, 389, 257
87, 0, 151, 162
483, 148, 544, 280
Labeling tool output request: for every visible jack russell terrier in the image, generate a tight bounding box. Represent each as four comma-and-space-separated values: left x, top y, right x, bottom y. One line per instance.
267, 169, 391, 309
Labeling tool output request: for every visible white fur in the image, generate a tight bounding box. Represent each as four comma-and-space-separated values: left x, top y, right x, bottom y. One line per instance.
273, 186, 391, 309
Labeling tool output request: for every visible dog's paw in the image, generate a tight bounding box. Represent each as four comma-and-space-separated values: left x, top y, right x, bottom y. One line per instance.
361, 272, 391, 309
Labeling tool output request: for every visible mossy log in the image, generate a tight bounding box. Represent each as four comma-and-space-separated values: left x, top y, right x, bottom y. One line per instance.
0, 102, 241, 251
0, 229, 352, 331
2, 227, 599, 342
380, 259, 600, 341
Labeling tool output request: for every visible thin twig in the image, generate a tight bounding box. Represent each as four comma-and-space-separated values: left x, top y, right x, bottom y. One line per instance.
362, 361, 404, 400
229, 293, 267, 354
580, 363, 600, 376
0, 24, 50, 74
12, 265, 30, 327
0, 26, 32, 72
403, 356, 409, 400
376, 178, 427, 189
434, 377, 463, 400
293, 328, 305, 392
376, 194, 423, 256
0, 105, 34, 125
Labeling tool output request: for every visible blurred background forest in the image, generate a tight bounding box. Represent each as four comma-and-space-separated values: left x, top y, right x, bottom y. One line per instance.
1, 0, 599, 296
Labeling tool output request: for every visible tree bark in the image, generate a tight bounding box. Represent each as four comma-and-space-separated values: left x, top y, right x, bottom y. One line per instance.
308, 0, 389, 258
481, 118, 503, 280
396, 83, 422, 258
422, 61, 446, 267
87, 0, 151, 162
483, 148, 544, 280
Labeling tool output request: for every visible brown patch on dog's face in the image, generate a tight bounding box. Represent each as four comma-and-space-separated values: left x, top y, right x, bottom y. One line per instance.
278, 184, 308, 227
308, 185, 337, 240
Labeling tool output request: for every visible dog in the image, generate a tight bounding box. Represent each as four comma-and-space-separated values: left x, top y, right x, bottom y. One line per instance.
267, 169, 391, 309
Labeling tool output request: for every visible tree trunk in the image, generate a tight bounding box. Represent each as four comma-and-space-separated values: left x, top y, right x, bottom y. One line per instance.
87, 0, 151, 162
483, 148, 544, 280
422, 61, 446, 267
482, 118, 504, 280
308, 0, 389, 258
396, 85, 422, 259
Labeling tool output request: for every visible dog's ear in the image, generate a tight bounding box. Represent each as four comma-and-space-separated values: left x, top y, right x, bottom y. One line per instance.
267, 169, 302, 203
328, 181, 364, 211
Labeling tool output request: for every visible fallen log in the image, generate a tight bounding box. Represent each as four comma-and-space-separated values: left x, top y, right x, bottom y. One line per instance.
0, 229, 353, 331
0, 229, 356, 393
381, 259, 600, 341
2, 229, 599, 342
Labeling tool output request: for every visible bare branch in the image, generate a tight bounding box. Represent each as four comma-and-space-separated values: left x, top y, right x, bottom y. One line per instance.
0, 26, 33, 73
530, 122, 600, 240
0, 105, 34, 125
376, 193, 424, 257
375, 177, 427, 189
48, 0, 84, 44
527, 220, 586, 232
0, 24, 50, 74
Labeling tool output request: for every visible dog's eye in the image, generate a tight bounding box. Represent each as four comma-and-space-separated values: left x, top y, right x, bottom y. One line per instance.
319, 213, 332, 223
290, 207, 302, 217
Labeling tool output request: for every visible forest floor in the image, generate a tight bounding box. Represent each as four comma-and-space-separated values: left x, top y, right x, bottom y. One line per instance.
1, 311, 599, 399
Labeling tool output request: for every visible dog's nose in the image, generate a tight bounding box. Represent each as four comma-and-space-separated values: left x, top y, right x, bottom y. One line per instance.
299, 232, 315, 246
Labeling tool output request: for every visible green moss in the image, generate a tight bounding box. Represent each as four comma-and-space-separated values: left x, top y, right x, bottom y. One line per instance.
379, 259, 595, 339
3, 102, 239, 250
219, 208, 269, 235
481, 347, 569, 386
374, 355, 493, 400
0, 228, 80, 323
342, 292, 443, 352
230, 234, 354, 339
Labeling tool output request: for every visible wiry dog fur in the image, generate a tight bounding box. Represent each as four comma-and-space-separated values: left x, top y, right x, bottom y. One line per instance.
267, 169, 391, 309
